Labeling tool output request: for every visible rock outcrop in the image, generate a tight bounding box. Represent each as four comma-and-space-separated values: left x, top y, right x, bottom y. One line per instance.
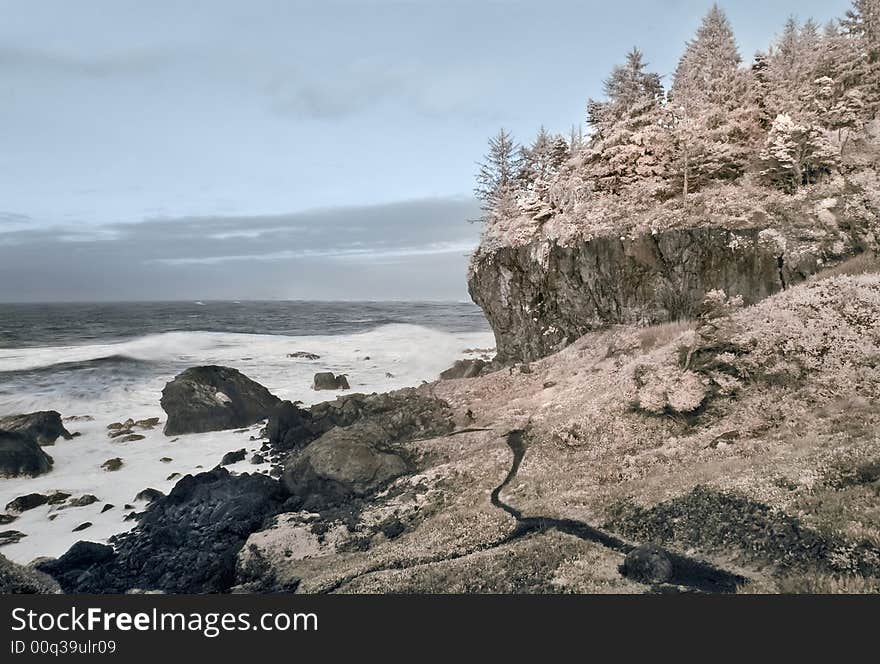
312, 372, 350, 390
43, 469, 286, 593
160, 366, 281, 435
0, 411, 73, 446
0, 431, 54, 478
469, 222, 872, 362
0, 553, 62, 593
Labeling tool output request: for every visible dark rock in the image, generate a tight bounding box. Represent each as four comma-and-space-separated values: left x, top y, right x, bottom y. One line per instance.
117, 434, 145, 443
265, 401, 316, 452
0, 430, 54, 478
0, 514, 16, 525
68, 495, 99, 508
313, 372, 350, 390
46, 491, 71, 505
160, 457, 172, 463
288, 351, 320, 360
46, 469, 286, 593
101, 458, 123, 472
0, 530, 26, 546
107, 422, 123, 430
543, 381, 557, 388
35, 541, 115, 590
134, 417, 160, 429
0, 553, 61, 593
283, 427, 409, 509
166, 473, 180, 481
440, 358, 486, 380
0, 411, 73, 446
621, 544, 674, 584
250, 453, 265, 464
468, 226, 866, 362
160, 365, 281, 436
101, 504, 114, 513
123, 504, 134, 510
220, 449, 247, 466
5, 493, 49, 513
134, 488, 165, 504
72, 522, 92, 532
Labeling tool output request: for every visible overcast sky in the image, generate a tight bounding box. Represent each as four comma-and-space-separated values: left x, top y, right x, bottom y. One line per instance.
0, 0, 852, 301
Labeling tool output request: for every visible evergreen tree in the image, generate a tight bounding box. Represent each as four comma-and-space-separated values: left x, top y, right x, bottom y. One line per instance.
475, 129, 522, 222
518, 127, 569, 198
584, 48, 668, 196
667, 5, 758, 197
759, 113, 838, 192
841, 0, 880, 117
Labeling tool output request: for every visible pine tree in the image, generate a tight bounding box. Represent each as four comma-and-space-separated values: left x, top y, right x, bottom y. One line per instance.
518, 127, 569, 198
667, 5, 758, 197
584, 48, 668, 196
840, 0, 880, 117
475, 129, 522, 222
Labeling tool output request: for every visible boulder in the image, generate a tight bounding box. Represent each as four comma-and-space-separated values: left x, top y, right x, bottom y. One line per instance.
0, 553, 61, 593
134, 488, 165, 504
288, 351, 320, 360
283, 427, 408, 509
68, 495, 99, 508
0, 430, 54, 478
72, 522, 92, 532
160, 366, 281, 435
101, 458, 123, 472
220, 449, 247, 466
35, 541, 115, 591
0, 411, 72, 446
621, 543, 674, 585
312, 372, 350, 390
264, 401, 319, 452
0, 530, 26, 546
44, 469, 286, 593
439, 358, 487, 380
5, 493, 49, 513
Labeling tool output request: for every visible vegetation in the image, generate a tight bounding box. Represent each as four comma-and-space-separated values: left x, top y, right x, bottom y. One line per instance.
475, 1, 880, 244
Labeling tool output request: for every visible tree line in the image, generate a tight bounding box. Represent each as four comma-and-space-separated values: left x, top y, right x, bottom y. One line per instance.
476, 1, 880, 224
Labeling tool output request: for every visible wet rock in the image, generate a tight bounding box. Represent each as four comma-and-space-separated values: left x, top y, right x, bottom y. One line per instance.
288, 351, 320, 360
0, 553, 61, 593
161, 366, 281, 435
0, 530, 26, 546
5, 493, 49, 513
101, 458, 123, 472
0, 430, 54, 478
47, 469, 286, 593
0, 411, 73, 446
313, 372, 350, 390
220, 449, 247, 466
166, 473, 180, 481
134, 417, 160, 429
440, 358, 487, 380
68, 495, 99, 508
621, 544, 674, 585
250, 453, 265, 464
46, 491, 71, 505
117, 434, 145, 443
160, 457, 172, 463
101, 504, 114, 513
0, 514, 17, 525
134, 488, 165, 504
35, 541, 115, 591
72, 522, 92, 532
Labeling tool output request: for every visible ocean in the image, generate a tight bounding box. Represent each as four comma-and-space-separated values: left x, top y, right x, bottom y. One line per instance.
0, 301, 494, 562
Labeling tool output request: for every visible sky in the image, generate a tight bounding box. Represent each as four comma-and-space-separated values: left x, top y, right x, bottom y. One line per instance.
0, 0, 853, 301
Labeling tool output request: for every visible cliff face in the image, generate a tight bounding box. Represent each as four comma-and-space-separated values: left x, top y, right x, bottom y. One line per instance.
469, 214, 874, 362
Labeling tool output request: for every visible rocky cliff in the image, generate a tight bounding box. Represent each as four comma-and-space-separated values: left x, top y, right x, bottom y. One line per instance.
469, 190, 878, 362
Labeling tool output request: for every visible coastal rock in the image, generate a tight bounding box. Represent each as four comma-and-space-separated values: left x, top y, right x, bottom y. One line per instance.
35, 541, 115, 591
439, 358, 487, 380
160, 365, 281, 435
220, 449, 247, 465
5, 493, 49, 513
72, 522, 92, 532
0, 411, 73, 446
134, 488, 165, 504
0, 553, 62, 593
0, 530, 27, 546
46, 469, 286, 593
313, 372, 350, 390
68, 495, 99, 508
468, 224, 869, 362
0, 430, 54, 478
288, 351, 321, 360
101, 458, 123, 472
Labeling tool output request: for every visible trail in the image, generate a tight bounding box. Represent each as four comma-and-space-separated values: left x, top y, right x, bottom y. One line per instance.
491, 429, 747, 593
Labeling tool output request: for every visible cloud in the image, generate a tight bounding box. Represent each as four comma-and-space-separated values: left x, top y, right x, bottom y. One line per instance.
0, 198, 482, 301
0, 45, 175, 78
267, 59, 500, 120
